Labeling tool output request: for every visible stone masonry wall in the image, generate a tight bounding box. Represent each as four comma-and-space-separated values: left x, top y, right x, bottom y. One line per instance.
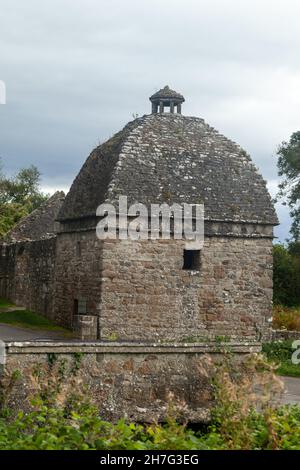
52, 231, 103, 328
0, 229, 273, 343
100, 236, 273, 342
3, 342, 261, 423
53, 230, 273, 342
0, 238, 56, 318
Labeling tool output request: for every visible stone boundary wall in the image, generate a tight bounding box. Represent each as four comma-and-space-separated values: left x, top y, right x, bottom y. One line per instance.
271, 330, 300, 341
2, 341, 261, 423
0, 238, 56, 319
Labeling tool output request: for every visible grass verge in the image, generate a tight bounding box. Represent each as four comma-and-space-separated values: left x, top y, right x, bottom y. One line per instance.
0, 298, 72, 336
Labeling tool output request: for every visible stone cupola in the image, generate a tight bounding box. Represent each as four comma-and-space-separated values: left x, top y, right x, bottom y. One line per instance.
149, 85, 185, 114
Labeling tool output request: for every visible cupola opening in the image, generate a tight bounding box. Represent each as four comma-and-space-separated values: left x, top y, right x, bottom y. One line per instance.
149, 85, 185, 114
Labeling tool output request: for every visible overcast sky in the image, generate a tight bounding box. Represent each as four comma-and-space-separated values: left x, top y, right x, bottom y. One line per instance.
1, 0, 299, 241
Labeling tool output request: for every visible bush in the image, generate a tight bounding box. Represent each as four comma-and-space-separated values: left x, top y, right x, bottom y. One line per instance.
0, 395, 211, 450
263, 340, 300, 377
263, 340, 294, 363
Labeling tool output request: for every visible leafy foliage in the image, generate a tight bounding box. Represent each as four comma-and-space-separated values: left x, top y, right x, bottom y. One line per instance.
263, 340, 295, 364
263, 340, 300, 378
0, 161, 48, 237
0, 402, 210, 450
277, 131, 300, 240
0, 203, 29, 237
273, 243, 300, 306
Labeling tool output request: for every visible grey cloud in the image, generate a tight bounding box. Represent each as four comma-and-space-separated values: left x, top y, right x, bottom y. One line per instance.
1, 0, 299, 240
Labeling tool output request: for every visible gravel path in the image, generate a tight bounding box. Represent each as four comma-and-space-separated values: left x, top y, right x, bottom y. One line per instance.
281, 376, 300, 406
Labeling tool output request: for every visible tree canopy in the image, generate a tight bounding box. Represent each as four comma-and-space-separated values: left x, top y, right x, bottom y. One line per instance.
0, 161, 48, 237
273, 242, 300, 306
277, 131, 300, 240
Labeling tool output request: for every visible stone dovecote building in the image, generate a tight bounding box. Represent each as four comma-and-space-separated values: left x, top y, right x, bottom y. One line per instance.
0, 87, 278, 343
0, 88, 279, 422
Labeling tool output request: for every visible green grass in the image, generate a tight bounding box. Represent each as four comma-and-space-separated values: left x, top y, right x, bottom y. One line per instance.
263, 340, 300, 378
0, 309, 62, 330
0, 298, 14, 308
276, 363, 300, 378
0, 298, 72, 335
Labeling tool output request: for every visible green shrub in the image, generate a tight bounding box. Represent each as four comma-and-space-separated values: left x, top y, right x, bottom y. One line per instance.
263, 340, 294, 363
0, 399, 210, 450
263, 340, 300, 377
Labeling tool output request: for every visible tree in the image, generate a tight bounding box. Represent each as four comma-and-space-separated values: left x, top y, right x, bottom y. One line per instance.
277, 131, 300, 240
0, 161, 48, 237
0, 203, 29, 237
273, 242, 300, 306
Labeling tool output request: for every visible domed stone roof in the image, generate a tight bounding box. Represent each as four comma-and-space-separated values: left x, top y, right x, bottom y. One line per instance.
57, 113, 278, 227
150, 85, 185, 102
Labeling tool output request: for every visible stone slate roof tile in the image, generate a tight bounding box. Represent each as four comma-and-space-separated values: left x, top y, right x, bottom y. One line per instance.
57, 114, 278, 225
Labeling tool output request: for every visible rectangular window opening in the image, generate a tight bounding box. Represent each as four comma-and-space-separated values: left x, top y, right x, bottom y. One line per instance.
73, 298, 87, 316
183, 249, 201, 271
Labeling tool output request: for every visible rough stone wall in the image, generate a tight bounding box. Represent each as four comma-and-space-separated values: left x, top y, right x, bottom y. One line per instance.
3, 342, 260, 422
53, 230, 273, 342
0, 226, 273, 343
100, 236, 273, 342
52, 231, 103, 328
0, 238, 56, 317
272, 330, 300, 341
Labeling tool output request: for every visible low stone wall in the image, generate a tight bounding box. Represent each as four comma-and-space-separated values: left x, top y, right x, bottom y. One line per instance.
272, 330, 300, 341
2, 341, 261, 423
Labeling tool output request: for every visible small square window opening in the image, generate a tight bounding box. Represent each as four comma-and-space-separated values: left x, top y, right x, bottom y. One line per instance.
183, 249, 201, 270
